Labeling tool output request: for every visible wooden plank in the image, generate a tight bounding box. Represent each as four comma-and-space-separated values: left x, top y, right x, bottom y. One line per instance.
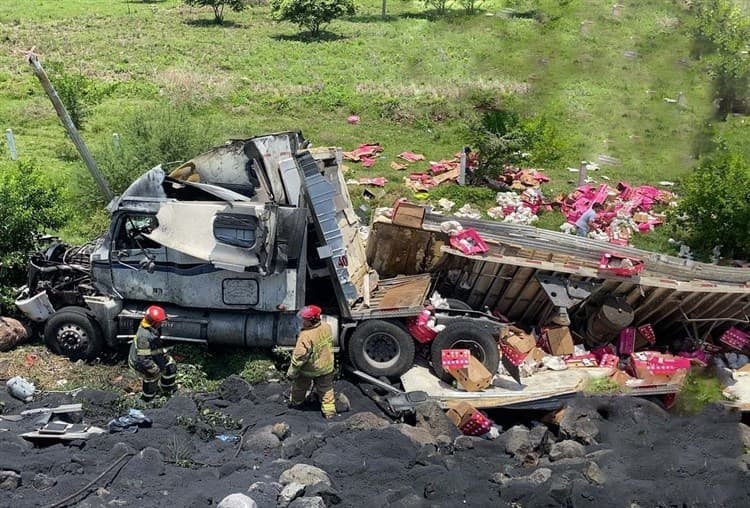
375, 275, 432, 309
507, 270, 544, 319
482, 264, 519, 312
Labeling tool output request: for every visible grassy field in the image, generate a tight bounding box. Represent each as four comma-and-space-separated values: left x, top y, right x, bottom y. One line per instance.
0, 0, 713, 246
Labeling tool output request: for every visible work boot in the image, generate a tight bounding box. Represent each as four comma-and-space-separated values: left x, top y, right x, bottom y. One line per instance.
322, 412, 336, 420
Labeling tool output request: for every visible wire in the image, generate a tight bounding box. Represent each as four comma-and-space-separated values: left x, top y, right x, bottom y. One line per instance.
45, 452, 135, 508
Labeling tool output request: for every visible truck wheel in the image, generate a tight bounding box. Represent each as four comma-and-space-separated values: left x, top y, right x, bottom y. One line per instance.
430, 321, 500, 382
446, 298, 472, 311
44, 307, 104, 361
348, 320, 415, 378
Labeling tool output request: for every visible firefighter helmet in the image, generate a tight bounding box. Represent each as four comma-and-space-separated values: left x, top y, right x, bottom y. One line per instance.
299, 305, 322, 321
144, 305, 167, 325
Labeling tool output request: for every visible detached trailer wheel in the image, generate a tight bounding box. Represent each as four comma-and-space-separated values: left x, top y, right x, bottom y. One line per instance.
430, 321, 500, 382
348, 319, 415, 378
44, 307, 104, 361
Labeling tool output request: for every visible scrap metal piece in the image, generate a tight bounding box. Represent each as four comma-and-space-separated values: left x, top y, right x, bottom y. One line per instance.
386, 390, 431, 413
535, 274, 597, 308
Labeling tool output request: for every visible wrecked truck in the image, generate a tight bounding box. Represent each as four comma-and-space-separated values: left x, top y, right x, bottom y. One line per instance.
15, 132, 503, 379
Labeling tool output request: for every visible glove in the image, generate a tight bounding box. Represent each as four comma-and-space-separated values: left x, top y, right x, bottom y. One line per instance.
286, 366, 300, 380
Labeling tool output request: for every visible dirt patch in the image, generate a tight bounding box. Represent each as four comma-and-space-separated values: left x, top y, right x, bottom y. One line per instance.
0, 345, 135, 393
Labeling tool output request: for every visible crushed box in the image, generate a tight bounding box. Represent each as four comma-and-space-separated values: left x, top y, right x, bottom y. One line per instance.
504, 326, 536, 353
447, 355, 493, 392
446, 401, 476, 428
446, 401, 492, 436
540, 326, 575, 356
392, 201, 426, 228
630, 351, 689, 386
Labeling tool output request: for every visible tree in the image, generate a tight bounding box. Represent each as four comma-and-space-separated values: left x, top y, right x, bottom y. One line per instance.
676, 140, 750, 259
0, 162, 65, 312
183, 0, 246, 25
270, 0, 355, 38
693, 0, 750, 117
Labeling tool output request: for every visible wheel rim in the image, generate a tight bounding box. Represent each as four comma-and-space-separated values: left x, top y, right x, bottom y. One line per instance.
57, 323, 88, 354
363, 332, 401, 370
450, 339, 487, 363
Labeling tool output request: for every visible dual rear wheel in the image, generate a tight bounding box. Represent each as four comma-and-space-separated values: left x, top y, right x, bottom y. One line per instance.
347, 301, 499, 380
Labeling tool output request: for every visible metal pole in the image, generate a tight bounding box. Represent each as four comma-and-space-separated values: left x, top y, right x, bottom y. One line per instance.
5, 128, 18, 160
381, 0, 387, 19
459, 146, 469, 186
26, 53, 113, 202
577, 161, 587, 187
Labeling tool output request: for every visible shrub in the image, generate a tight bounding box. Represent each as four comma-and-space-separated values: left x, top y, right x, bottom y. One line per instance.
468, 108, 567, 182
270, 0, 355, 37
75, 103, 219, 208
47, 64, 110, 129
0, 162, 66, 312
424, 0, 449, 15
183, 0, 247, 24
676, 140, 750, 259
458, 0, 482, 15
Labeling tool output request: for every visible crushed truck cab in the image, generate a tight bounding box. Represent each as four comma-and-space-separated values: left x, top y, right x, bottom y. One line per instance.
17, 132, 504, 379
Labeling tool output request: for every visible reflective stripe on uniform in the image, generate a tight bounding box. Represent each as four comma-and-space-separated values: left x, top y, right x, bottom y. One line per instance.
136, 347, 169, 356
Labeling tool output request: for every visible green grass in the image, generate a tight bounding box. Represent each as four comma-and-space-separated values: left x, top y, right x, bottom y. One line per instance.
0, 0, 715, 251
171, 344, 280, 392
674, 368, 725, 415
584, 375, 623, 394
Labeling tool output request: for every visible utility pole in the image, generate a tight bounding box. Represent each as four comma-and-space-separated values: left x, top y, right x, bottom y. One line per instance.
26, 52, 114, 202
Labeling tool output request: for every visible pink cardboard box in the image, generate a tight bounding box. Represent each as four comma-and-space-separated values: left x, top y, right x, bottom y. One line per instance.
720, 327, 750, 352
618, 327, 636, 355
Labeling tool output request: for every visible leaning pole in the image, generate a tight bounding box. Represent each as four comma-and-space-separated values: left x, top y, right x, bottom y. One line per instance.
26, 51, 114, 202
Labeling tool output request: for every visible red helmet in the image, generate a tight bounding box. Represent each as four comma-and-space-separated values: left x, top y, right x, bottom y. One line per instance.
144, 305, 167, 325
299, 305, 322, 321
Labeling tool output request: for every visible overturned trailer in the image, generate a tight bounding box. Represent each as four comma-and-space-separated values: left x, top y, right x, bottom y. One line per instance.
369, 215, 750, 343
368, 211, 750, 407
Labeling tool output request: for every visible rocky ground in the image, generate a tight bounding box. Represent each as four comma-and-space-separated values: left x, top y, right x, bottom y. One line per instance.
1, 376, 750, 508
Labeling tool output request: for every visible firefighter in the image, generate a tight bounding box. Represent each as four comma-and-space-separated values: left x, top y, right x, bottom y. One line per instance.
128, 305, 177, 402
287, 305, 336, 419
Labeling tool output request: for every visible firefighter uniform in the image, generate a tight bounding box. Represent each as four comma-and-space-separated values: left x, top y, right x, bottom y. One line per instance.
128, 318, 176, 401
288, 320, 336, 418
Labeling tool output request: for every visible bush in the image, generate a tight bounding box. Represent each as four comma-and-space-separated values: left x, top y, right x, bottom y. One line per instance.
270, 0, 355, 37
424, 0, 449, 15
458, 0, 482, 15
469, 108, 568, 182
75, 103, 219, 209
0, 162, 66, 312
183, 0, 247, 24
676, 140, 750, 259
47, 63, 110, 129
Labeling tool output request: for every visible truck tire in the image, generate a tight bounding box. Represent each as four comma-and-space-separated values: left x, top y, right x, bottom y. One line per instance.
430, 321, 499, 382
44, 307, 104, 361
446, 298, 472, 311
348, 320, 415, 378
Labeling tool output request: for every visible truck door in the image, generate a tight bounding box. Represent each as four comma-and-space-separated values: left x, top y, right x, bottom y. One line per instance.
145, 201, 276, 275
110, 213, 171, 302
